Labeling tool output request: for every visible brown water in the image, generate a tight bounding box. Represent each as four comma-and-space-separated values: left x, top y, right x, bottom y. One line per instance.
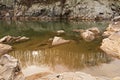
0, 21, 120, 78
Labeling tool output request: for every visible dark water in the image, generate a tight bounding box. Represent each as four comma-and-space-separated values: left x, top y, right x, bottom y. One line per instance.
0, 21, 120, 78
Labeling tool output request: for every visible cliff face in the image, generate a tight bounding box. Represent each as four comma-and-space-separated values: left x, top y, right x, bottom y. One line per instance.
0, 0, 120, 20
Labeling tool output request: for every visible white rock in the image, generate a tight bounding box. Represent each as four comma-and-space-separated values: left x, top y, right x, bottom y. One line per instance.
52, 36, 70, 46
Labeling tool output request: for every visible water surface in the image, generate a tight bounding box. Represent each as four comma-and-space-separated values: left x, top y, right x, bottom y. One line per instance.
0, 21, 120, 78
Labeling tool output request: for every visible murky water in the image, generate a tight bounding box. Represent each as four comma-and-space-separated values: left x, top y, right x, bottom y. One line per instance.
0, 21, 120, 78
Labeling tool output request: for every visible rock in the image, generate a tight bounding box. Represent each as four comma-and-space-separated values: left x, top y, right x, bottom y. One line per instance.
103, 21, 120, 37
100, 31, 120, 58
113, 77, 120, 80
57, 30, 65, 34
52, 36, 70, 46
81, 30, 95, 42
112, 16, 120, 22
87, 27, 100, 35
35, 72, 108, 80
0, 54, 25, 80
0, 43, 12, 56
0, 35, 29, 44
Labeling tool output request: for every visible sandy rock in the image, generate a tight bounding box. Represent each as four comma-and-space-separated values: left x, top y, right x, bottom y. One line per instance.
112, 16, 120, 22
52, 36, 70, 46
81, 30, 95, 42
0, 43, 12, 56
0, 35, 29, 44
103, 21, 120, 37
0, 54, 25, 80
87, 27, 100, 35
100, 31, 120, 58
35, 72, 108, 80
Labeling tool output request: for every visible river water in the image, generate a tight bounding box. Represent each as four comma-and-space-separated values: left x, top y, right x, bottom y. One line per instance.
0, 21, 120, 78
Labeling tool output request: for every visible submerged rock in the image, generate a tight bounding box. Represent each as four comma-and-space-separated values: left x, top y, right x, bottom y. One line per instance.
52, 36, 70, 46
0, 54, 25, 80
0, 43, 12, 56
100, 31, 120, 59
0, 35, 29, 44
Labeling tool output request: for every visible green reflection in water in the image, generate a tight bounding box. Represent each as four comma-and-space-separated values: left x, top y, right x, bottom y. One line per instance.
0, 20, 113, 74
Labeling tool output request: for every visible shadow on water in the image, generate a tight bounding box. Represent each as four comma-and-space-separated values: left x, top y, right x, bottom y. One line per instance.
0, 21, 120, 77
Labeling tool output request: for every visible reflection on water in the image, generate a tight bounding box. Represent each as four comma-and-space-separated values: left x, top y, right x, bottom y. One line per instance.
0, 21, 120, 78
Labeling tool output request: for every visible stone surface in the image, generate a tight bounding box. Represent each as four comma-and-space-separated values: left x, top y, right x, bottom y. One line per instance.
0, 35, 29, 44
103, 21, 120, 37
33, 72, 110, 80
0, 54, 25, 80
52, 36, 70, 46
0, 43, 12, 55
100, 31, 120, 58
81, 30, 95, 42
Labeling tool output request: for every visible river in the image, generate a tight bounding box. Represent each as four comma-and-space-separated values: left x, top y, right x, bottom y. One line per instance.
0, 20, 120, 78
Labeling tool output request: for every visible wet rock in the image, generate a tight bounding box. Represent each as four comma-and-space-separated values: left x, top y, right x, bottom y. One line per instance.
52, 36, 70, 46
0, 43, 12, 56
81, 30, 95, 42
87, 27, 100, 35
103, 21, 120, 37
56, 30, 65, 35
0, 35, 29, 44
100, 31, 120, 59
0, 54, 25, 80
35, 72, 108, 80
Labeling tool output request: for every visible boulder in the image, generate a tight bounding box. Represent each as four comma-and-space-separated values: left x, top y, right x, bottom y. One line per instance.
0, 43, 12, 56
103, 21, 120, 37
0, 35, 29, 44
73, 27, 100, 42
0, 54, 25, 80
81, 30, 95, 42
52, 36, 70, 46
100, 31, 120, 58
87, 27, 100, 35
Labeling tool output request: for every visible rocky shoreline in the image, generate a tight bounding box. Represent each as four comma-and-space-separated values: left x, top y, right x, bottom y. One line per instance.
0, 21, 120, 80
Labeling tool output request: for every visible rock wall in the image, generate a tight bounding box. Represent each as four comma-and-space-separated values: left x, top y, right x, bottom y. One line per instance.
0, 0, 120, 20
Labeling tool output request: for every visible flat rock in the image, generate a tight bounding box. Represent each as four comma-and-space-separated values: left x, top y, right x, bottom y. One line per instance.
52, 36, 70, 46
0, 35, 29, 44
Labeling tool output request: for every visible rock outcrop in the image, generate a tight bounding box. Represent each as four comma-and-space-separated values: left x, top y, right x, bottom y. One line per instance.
0, 35, 29, 44
1, 0, 120, 20
0, 43, 12, 56
0, 54, 25, 80
102, 21, 120, 37
101, 31, 120, 59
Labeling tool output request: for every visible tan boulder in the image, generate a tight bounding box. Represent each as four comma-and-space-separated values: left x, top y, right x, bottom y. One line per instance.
100, 31, 120, 58
103, 21, 120, 37
81, 30, 95, 42
52, 36, 70, 46
0, 43, 12, 56
0, 54, 25, 80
